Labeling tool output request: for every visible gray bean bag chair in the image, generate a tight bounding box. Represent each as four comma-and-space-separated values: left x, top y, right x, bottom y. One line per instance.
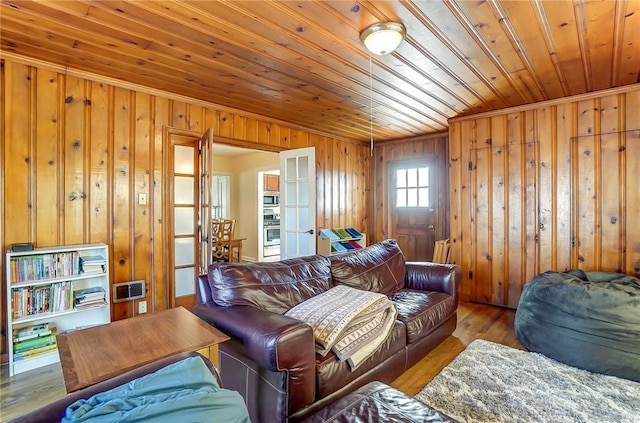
515, 269, 640, 382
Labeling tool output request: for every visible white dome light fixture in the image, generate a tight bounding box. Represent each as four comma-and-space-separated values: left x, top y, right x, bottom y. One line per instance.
359, 22, 406, 55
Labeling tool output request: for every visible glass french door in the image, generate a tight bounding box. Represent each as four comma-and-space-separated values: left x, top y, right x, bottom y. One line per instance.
166, 129, 201, 310
279, 147, 316, 258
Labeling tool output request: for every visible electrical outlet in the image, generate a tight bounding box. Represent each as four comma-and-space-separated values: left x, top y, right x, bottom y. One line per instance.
138, 300, 147, 314
138, 193, 147, 205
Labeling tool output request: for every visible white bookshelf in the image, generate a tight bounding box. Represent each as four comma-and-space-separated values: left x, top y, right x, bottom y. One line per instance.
6, 243, 111, 376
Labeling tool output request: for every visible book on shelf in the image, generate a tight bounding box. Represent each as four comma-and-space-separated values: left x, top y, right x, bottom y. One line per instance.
13, 343, 59, 361
74, 286, 106, 301
74, 286, 106, 309
81, 266, 106, 275
76, 295, 105, 304
75, 300, 108, 310
13, 334, 57, 353
13, 323, 52, 340
12, 328, 53, 342
80, 255, 106, 265
80, 255, 106, 274
75, 293, 106, 303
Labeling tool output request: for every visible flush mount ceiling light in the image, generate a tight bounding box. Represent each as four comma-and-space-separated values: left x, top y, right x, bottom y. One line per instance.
359, 22, 406, 55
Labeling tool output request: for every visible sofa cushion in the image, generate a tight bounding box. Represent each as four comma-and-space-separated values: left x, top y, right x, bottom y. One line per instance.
329, 239, 406, 294
390, 290, 456, 343
208, 255, 333, 314
315, 320, 407, 399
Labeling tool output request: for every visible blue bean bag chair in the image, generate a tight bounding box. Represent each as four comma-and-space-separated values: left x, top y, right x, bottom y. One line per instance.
515, 269, 640, 382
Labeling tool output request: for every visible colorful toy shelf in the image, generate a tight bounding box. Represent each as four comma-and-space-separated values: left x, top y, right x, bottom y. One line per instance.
317, 228, 366, 256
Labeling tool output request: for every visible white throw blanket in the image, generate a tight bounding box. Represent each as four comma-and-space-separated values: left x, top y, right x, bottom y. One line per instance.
285, 285, 397, 370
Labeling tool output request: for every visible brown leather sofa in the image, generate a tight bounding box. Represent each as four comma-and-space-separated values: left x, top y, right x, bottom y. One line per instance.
194, 239, 461, 423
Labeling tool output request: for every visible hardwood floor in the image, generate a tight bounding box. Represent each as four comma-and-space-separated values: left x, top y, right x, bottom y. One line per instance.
391, 301, 523, 395
0, 301, 522, 421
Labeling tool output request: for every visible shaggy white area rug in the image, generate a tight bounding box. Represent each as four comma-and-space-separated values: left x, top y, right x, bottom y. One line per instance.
415, 339, 640, 423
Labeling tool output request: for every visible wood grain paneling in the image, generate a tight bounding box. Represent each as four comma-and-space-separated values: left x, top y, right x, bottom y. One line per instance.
4, 1, 639, 142
0, 57, 371, 355
450, 84, 640, 307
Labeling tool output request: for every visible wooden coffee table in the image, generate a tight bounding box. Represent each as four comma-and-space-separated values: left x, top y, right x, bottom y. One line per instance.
57, 306, 229, 393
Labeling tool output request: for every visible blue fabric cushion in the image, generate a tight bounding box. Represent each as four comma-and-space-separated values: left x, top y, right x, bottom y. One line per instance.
62, 356, 250, 423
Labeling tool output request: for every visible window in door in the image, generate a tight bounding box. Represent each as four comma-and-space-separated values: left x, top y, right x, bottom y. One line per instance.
395, 166, 430, 208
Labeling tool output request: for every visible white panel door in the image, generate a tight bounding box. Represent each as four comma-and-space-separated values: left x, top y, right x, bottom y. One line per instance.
279, 147, 316, 259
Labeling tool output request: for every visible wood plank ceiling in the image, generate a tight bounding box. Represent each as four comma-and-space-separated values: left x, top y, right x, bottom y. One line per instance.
1, 0, 639, 142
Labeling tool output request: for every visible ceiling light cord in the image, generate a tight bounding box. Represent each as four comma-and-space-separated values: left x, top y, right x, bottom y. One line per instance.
359, 21, 405, 157
369, 53, 374, 157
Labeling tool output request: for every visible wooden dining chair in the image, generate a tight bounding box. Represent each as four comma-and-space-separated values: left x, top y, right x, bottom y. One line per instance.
211, 219, 236, 262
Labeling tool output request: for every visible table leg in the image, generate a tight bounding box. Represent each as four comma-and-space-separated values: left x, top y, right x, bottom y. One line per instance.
196, 344, 220, 368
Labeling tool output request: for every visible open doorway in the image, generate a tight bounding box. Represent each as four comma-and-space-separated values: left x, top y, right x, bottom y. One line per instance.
210, 144, 279, 263
259, 170, 280, 262
165, 129, 280, 311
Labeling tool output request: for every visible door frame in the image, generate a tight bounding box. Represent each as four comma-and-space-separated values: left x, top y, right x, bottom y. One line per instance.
386, 157, 446, 260
163, 129, 286, 307
163, 127, 202, 309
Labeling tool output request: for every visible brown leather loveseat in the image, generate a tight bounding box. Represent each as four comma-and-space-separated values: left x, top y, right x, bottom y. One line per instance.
193, 239, 460, 423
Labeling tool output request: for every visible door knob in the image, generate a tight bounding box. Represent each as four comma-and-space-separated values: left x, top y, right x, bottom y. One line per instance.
427, 225, 434, 229
305, 229, 315, 235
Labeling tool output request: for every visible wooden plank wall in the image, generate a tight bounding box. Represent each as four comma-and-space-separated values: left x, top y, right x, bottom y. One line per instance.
449, 84, 640, 308
372, 134, 449, 245
0, 58, 371, 354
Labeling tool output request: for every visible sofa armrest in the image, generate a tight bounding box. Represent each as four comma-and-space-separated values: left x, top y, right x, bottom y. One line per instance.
197, 274, 213, 304
404, 262, 461, 299
193, 302, 316, 416
193, 302, 315, 371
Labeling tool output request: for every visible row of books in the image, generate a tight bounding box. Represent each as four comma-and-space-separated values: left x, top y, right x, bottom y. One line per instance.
12, 323, 58, 362
10, 251, 81, 283
319, 227, 363, 241
11, 281, 74, 319
11, 284, 108, 318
